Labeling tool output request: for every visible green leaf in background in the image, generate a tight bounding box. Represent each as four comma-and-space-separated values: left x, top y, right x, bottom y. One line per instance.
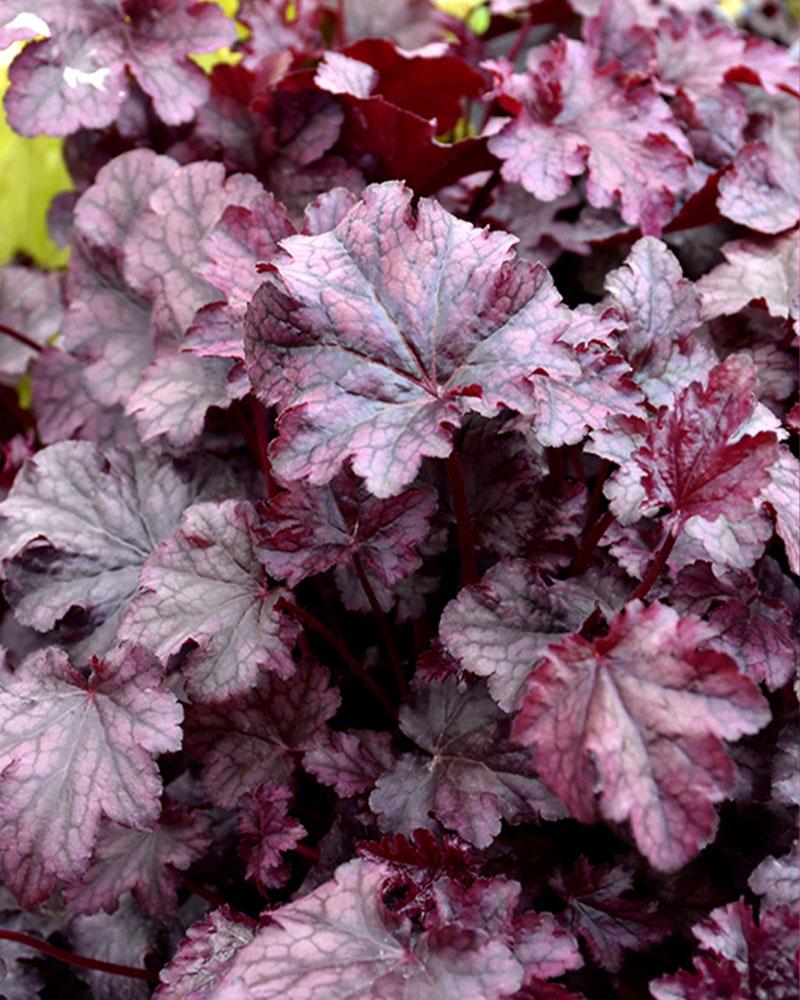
0, 43, 72, 268
191, 0, 247, 72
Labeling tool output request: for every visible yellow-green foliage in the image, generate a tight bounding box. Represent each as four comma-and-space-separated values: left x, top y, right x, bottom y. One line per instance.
0, 44, 72, 268
191, 0, 247, 72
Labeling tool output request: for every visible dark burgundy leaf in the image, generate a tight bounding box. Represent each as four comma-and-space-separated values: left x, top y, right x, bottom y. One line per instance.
356, 829, 482, 923
549, 857, 670, 971
513, 601, 770, 870
485, 37, 697, 234
370, 678, 566, 848
632, 356, 779, 530
672, 561, 798, 690
185, 658, 340, 808
316, 39, 485, 133
246, 181, 576, 497
303, 729, 395, 797
64, 808, 211, 920
257, 468, 437, 610
236, 783, 306, 892
120, 500, 300, 701
0, 643, 182, 907
650, 900, 798, 1000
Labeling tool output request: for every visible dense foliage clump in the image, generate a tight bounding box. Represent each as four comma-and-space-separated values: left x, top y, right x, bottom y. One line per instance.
0, 0, 797, 996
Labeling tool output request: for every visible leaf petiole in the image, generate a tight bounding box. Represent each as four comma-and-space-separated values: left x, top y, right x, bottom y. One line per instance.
0, 930, 159, 983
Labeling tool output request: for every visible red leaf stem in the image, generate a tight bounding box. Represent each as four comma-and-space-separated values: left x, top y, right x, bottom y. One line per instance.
465, 168, 501, 223
446, 450, 479, 586
294, 843, 320, 862
0, 322, 42, 354
569, 510, 615, 575
583, 459, 611, 531
277, 598, 397, 717
0, 930, 158, 983
249, 397, 278, 499
507, 14, 533, 63
351, 550, 409, 699
182, 875, 234, 913
629, 532, 676, 602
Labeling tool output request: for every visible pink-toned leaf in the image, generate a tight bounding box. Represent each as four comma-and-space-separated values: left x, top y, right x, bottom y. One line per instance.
633, 356, 779, 530
718, 97, 800, 235
215, 858, 525, 999
257, 468, 436, 611
0, 441, 211, 649
303, 729, 395, 797
120, 500, 299, 701
1, 0, 235, 136
64, 239, 155, 410
485, 38, 696, 234
245, 181, 577, 497
526, 343, 645, 447
370, 678, 566, 848
513, 601, 770, 870
186, 658, 340, 808
439, 559, 603, 712
677, 509, 773, 574
155, 906, 256, 1000
187, 191, 301, 364
124, 163, 265, 337
651, 900, 799, 999
649, 16, 799, 174
301, 187, 361, 236
602, 237, 702, 379
237, 783, 306, 892
760, 447, 800, 574
772, 723, 800, 806
63, 808, 211, 920
698, 231, 799, 330
0, 266, 63, 385
725, 35, 800, 95
748, 840, 799, 910
192, 194, 295, 342
0, 643, 182, 907
4, 26, 129, 136
549, 858, 670, 971
63, 150, 177, 407
334, 0, 446, 48
127, 349, 248, 447
235, 0, 323, 64
67, 894, 155, 1000
513, 912, 584, 986
432, 877, 582, 984
315, 51, 377, 99
28, 345, 141, 450
673, 561, 798, 691
72, 149, 177, 261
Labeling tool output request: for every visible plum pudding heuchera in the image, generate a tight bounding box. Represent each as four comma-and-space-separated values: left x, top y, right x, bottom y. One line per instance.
0, 0, 797, 997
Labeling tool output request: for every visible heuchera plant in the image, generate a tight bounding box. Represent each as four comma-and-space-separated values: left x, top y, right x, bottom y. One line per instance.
0, 0, 797, 997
